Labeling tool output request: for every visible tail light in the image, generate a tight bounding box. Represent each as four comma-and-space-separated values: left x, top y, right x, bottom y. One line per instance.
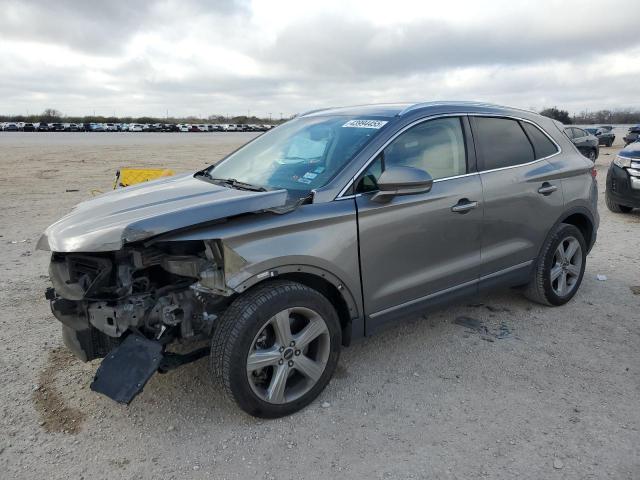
591, 167, 597, 179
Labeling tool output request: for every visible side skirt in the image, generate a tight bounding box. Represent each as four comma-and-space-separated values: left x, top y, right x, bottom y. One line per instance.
365, 261, 532, 336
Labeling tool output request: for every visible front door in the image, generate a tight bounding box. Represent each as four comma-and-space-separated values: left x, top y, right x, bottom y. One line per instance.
353, 116, 483, 332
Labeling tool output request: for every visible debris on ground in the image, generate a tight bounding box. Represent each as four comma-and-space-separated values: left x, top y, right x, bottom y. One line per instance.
8, 239, 27, 244
65, 189, 80, 192
630, 286, 640, 295
321, 402, 330, 408
553, 459, 564, 469
453, 316, 512, 340
596, 274, 607, 281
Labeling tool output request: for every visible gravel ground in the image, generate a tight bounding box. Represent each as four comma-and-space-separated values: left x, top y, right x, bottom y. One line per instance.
0, 132, 638, 479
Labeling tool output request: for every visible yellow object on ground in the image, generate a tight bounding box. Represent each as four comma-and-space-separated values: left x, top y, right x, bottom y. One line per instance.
114, 168, 175, 189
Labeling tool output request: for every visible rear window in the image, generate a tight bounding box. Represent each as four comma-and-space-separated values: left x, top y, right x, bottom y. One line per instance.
521, 122, 559, 159
473, 117, 534, 171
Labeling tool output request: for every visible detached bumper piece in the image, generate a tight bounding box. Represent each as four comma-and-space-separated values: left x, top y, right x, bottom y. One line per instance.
91, 335, 163, 404
90, 335, 211, 404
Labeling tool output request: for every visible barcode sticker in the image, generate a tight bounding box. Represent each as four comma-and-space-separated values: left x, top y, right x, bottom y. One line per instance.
342, 120, 388, 129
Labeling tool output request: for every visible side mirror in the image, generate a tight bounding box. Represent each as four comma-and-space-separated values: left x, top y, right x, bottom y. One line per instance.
371, 166, 433, 203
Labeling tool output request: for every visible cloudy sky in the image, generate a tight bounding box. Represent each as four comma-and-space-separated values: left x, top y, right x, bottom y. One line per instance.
1, 0, 639, 118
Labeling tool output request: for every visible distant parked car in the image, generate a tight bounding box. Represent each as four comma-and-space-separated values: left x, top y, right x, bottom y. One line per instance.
37, 122, 49, 132
65, 123, 80, 132
104, 123, 118, 132
161, 123, 177, 132
90, 123, 105, 132
584, 127, 615, 147
3, 122, 18, 131
564, 127, 599, 161
128, 124, 144, 132
623, 125, 640, 146
178, 124, 190, 132
598, 125, 614, 132
22, 123, 36, 132
49, 123, 65, 132
208, 124, 224, 132
605, 141, 640, 213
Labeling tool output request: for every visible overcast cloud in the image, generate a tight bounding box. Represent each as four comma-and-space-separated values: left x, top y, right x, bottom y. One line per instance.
0, 0, 638, 118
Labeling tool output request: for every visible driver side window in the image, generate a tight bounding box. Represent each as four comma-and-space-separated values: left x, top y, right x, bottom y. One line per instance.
356, 117, 467, 193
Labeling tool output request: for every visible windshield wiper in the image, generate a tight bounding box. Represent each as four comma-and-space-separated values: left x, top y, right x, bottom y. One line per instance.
198, 173, 267, 192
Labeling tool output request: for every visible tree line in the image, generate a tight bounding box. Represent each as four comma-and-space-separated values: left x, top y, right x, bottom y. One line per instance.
0, 108, 286, 125
539, 107, 640, 125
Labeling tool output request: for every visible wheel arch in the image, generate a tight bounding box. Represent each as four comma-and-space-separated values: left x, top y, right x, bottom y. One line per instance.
548, 206, 596, 254
232, 265, 362, 346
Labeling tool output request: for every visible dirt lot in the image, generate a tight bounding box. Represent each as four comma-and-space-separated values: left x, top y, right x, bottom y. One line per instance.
0, 131, 638, 479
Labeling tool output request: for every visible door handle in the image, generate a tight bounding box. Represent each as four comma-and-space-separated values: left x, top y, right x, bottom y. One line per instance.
537, 183, 557, 195
451, 199, 478, 214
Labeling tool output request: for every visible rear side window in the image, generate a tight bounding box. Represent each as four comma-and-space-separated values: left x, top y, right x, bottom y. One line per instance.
521, 122, 559, 159
474, 117, 534, 170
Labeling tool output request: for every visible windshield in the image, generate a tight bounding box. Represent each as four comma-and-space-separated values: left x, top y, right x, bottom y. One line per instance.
203, 115, 390, 199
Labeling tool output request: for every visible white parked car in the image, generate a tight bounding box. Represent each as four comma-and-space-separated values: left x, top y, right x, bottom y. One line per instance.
178, 124, 190, 132
128, 124, 144, 132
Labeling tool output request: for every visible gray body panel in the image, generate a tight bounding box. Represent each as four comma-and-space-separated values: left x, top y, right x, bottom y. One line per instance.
158, 201, 364, 336
355, 175, 483, 326
37, 173, 287, 252
478, 160, 565, 277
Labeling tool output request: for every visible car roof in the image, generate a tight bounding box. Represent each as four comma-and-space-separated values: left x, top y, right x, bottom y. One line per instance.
299, 101, 537, 119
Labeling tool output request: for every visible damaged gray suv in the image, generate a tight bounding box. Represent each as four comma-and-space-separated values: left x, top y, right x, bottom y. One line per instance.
39, 102, 599, 417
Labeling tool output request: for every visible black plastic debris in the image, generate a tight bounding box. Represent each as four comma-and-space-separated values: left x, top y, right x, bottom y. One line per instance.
90, 334, 163, 404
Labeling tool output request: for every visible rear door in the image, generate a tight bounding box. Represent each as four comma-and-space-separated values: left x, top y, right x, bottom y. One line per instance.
470, 116, 564, 286
354, 116, 483, 331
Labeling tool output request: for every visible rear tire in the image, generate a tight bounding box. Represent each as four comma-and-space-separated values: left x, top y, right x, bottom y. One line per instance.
524, 223, 587, 306
606, 192, 633, 213
587, 149, 597, 162
210, 280, 341, 418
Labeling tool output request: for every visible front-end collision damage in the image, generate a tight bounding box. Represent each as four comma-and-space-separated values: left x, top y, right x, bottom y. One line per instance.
45, 238, 253, 403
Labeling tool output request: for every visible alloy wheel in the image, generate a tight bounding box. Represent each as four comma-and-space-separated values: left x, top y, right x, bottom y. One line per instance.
550, 236, 583, 297
246, 307, 330, 404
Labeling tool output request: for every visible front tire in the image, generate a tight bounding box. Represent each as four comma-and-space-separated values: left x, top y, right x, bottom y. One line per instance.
587, 149, 597, 162
524, 223, 587, 306
210, 280, 341, 418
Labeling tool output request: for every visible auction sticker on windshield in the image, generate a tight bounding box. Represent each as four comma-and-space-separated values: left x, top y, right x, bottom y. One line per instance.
342, 119, 388, 129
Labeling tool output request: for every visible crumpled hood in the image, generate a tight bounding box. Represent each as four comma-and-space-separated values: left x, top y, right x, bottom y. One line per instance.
37, 173, 287, 252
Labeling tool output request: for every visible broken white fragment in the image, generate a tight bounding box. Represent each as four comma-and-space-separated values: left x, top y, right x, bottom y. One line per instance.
596, 274, 607, 281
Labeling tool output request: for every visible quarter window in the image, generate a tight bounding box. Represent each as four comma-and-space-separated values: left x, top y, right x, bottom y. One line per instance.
355, 117, 467, 193
521, 122, 559, 159
474, 117, 534, 170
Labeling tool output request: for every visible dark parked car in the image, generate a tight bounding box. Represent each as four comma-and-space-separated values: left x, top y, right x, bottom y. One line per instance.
36, 122, 49, 132
564, 127, 599, 161
598, 125, 614, 132
3, 123, 18, 131
49, 122, 65, 132
623, 125, 640, 145
585, 127, 615, 147
22, 123, 35, 132
161, 123, 180, 132
39, 102, 599, 417
606, 142, 640, 213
